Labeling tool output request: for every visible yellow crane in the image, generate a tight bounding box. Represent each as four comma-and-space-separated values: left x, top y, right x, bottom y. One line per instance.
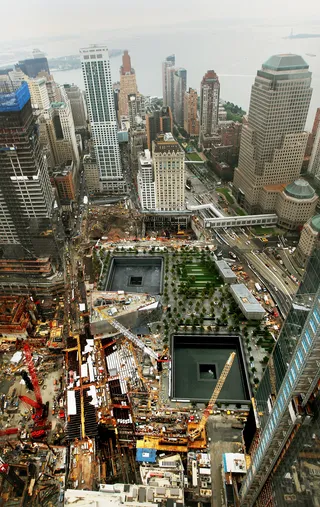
188, 352, 236, 442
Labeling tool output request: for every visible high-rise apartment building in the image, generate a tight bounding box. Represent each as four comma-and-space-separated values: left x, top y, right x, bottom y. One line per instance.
146, 107, 173, 151
64, 84, 87, 129
80, 45, 124, 193
184, 88, 199, 136
233, 54, 312, 213
162, 55, 175, 107
118, 51, 138, 118
128, 93, 145, 129
0, 81, 57, 259
137, 149, 156, 210
153, 133, 185, 211
83, 153, 102, 195
199, 70, 220, 147
240, 246, 320, 507
39, 100, 80, 170
173, 68, 187, 126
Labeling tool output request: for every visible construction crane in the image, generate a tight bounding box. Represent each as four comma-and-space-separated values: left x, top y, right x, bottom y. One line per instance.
19, 343, 49, 429
0, 428, 19, 438
188, 352, 236, 442
94, 307, 158, 360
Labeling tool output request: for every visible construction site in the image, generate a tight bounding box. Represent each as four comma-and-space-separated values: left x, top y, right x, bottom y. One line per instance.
0, 227, 254, 506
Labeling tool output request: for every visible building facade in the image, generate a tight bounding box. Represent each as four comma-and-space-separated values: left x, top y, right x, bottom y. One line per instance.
39, 100, 80, 170
83, 153, 102, 195
146, 107, 173, 151
173, 68, 187, 126
199, 70, 220, 147
118, 51, 138, 118
64, 84, 87, 129
137, 149, 156, 210
240, 247, 320, 507
296, 215, 320, 266
308, 108, 320, 179
0, 81, 60, 260
153, 133, 185, 211
17, 57, 50, 78
233, 54, 312, 213
51, 161, 76, 202
128, 93, 145, 129
184, 88, 199, 136
162, 54, 175, 108
80, 45, 124, 193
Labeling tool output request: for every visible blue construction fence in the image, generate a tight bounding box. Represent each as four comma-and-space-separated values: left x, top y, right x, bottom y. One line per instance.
0, 81, 30, 113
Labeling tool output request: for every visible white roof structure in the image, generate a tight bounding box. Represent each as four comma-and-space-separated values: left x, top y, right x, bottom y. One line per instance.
222, 453, 247, 474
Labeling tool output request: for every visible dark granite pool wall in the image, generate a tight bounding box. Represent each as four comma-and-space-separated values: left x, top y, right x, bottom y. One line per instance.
105, 256, 164, 294
171, 333, 251, 404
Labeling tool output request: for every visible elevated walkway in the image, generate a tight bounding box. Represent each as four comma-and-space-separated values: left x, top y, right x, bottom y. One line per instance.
187, 203, 278, 229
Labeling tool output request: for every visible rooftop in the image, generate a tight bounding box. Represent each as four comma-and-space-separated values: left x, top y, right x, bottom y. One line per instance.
215, 260, 237, 280
262, 54, 309, 71
230, 284, 265, 315
284, 179, 315, 200
153, 133, 182, 154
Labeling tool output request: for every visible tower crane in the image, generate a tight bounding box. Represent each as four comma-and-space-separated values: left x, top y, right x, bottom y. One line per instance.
19, 343, 49, 429
188, 352, 236, 442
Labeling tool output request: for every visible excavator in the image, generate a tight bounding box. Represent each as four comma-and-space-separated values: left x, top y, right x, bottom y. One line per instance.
188, 352, 236, 442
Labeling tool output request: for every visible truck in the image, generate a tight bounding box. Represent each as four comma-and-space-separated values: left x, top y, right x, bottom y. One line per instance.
263, 295, 269, 305
255, 283, 262, 293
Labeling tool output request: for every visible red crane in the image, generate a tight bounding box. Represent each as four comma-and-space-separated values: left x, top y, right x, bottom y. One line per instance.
19, 343, 48, 425
0, 428, 19, 437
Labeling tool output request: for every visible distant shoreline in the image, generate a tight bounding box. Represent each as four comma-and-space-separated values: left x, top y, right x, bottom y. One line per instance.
285, 33, 320, 39
48, 50, 123, 71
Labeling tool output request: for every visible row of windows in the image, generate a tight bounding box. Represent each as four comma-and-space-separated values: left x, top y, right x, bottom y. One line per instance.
244, 303, 320, 496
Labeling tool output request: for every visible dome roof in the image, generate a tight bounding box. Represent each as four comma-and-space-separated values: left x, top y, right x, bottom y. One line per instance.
311, 215, 320, 233
262, 54, 309, 71
284, 179, 315, 200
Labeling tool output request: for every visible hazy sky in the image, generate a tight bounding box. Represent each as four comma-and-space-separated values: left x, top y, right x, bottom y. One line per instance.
1, 0, 320, 42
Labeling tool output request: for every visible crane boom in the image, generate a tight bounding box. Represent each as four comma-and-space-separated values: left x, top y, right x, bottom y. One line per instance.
189, 352, 236, 441
110, 319, 158, 360
22, 343, 42, 406
19, 395, 42, 410
94, 306, 158, 360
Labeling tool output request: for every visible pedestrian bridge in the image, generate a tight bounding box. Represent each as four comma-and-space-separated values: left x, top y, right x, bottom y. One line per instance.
187, 203, 278, 228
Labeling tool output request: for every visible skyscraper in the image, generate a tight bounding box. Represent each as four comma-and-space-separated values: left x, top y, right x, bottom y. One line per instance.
233, 54, 312, 213
173, 68, 187, 126
80, 45, 124, 193
39, 99, 80, 170
162, 55, 175, 107
153, 133, 185, 211
199, 70, 220, 147
240, 246, 320, 507
0, 81, 56, 258
118, 50, 138, 118
128, 93, 145, 129
184, 88, 199, 136
64, 84, 87, 129
137, 149, 156, 210
146, 107, 173, 151
308, 108, 320, 179
17, 56, 50, 78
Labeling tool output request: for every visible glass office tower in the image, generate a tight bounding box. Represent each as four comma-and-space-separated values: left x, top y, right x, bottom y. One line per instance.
242, 248, 320, 506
